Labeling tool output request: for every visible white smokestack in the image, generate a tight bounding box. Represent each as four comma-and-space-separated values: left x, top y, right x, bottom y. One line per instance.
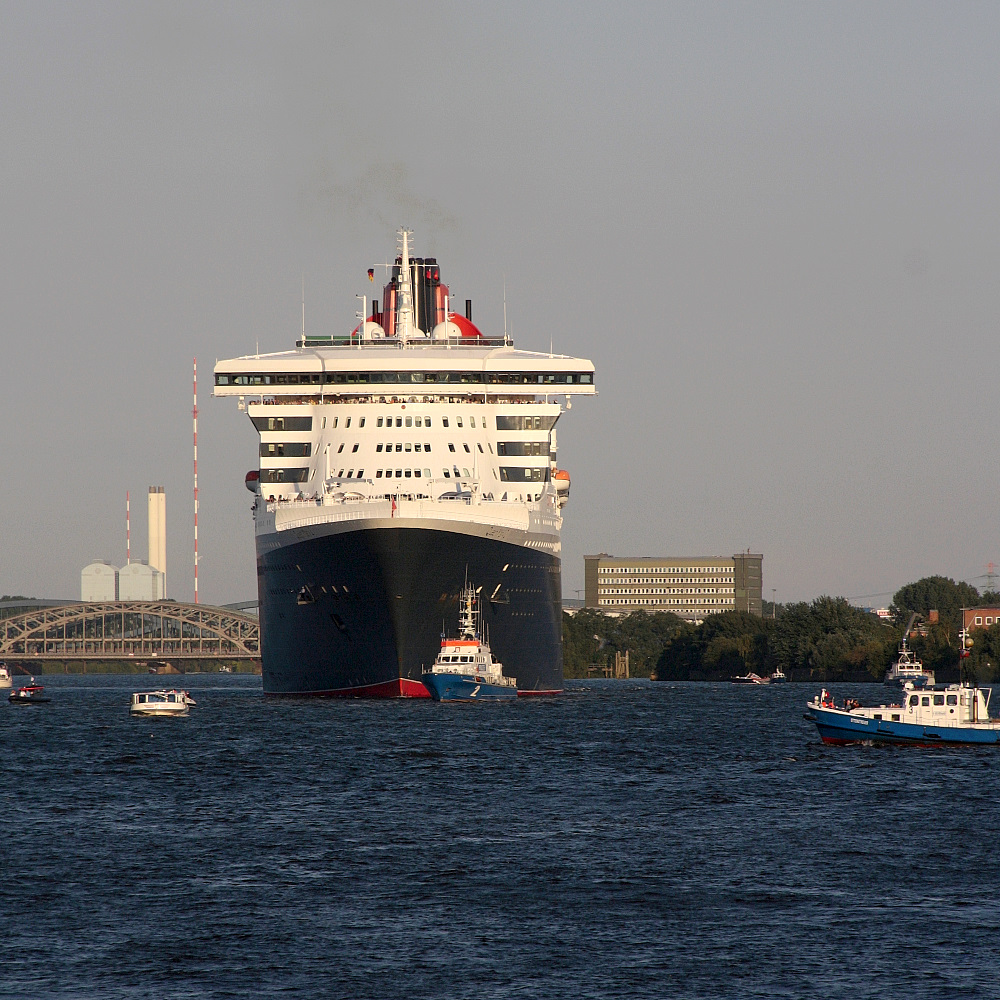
148, 486, 166, 597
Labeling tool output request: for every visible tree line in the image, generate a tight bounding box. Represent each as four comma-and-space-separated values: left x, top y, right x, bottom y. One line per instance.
563, 575, 1000, 683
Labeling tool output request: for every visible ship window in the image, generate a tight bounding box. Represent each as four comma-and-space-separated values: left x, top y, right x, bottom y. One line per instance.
347, 470, 354, 478
424, 443, 431, 452
462, 468, 470, 477
405, 470, 412, 478
424, 469, 431, 477
352, 444, 359, 452
333, 417, 338, 428
464, 444, 471, 453
442, 417, 449, 428
448, 443, 456, 452
457, 417, 463, 427
947, 695, 958, 705
357, 470, 363, 478
470, 417, 476, 428
346, 417, 351, 428
337, 444, 344, 453
338, 469, 344, 477
359, 418, 365, 427
377, 417, 383, 427
395, 443, 402, 452
376, 471, 383, 478
892, 714, 900, 721
453, 466, 461, 477
478, 444, 484, 453
909, 695, 919, 707
443, 470, 450, 478
461, 656, 470, 662
395, 469, 402, 478
934, 695, 945, 706
425, 418, 432, 427
874, 714, 882, 720
414, 469, 421, 478
396, 417, 402, 427
414, 416, 421, 427
376, 444, 383, 452
405, 443, 412, 452
414, 443, 421, 452
921, 697, 930, 706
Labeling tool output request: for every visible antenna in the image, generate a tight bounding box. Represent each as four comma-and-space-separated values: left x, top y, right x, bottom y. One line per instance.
301, 276, 305, 342
503, 274, 507, 340
193, 358, 199, 605
126, 490, 130, 565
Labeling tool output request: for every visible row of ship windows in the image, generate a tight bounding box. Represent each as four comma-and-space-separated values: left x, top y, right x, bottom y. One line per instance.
262, 440, 550, 459
220, 371, 592, 387
262, 467, 552, 484
600, 586, 733, 594
251, 414, 559, 433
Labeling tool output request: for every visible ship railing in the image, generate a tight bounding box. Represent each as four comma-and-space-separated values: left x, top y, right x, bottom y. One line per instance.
268, 496, 559, 535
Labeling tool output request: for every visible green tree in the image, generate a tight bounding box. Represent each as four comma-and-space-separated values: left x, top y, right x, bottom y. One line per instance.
891, 576, 981, 630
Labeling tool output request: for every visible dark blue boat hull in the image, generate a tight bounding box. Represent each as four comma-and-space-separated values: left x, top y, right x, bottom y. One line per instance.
256, 526, 562, 696
421, 672, 517, 701
807, 706, 1000, 746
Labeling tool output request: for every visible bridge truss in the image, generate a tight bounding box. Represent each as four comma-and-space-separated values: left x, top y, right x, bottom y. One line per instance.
0, 602, 259, 663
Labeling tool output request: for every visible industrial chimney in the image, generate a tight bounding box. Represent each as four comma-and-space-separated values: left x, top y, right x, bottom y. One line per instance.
148, 486, 166, 597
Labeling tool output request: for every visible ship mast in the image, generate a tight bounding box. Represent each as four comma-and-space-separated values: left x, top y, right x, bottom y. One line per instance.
396, 228, 416, 344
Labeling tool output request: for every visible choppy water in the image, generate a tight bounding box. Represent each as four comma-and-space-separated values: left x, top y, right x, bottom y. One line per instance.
2, 676, 999, 999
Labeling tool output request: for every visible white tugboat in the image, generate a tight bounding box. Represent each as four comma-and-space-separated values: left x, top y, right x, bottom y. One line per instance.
421, 582, 517, 701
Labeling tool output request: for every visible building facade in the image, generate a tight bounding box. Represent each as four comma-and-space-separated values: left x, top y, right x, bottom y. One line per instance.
584, 552, 763, 620
963, 608, 1000, 631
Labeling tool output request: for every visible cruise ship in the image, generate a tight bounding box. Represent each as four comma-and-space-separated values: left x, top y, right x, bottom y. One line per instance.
214, 230, 596, 696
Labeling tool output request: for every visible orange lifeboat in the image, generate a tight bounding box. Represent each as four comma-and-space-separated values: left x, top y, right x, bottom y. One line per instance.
553, 469, 570, 506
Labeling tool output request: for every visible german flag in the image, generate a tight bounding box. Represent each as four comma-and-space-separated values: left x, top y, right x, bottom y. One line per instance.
367, 268, 374, 282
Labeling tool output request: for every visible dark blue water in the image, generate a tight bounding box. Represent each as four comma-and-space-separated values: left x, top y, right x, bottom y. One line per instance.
2, 676, 999, 999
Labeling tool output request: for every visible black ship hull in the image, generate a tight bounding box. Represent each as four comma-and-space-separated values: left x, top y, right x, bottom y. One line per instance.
256, 526, 563, 696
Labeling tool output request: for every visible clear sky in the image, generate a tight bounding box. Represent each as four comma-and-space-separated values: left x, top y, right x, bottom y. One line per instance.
3, 1, 1000, 607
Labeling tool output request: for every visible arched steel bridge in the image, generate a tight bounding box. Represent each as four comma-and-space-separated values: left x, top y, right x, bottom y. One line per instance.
0, 602, 259, 664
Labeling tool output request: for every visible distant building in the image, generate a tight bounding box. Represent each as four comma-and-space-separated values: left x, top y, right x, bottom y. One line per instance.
118, 561, 164, 601
584, 552, 763, 620
963, 608, 1000, 630
81, 561, 119, 602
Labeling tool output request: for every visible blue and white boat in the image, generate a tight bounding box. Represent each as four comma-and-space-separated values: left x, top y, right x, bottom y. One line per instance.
804, 682, 1000, 746
883, 637, 934, 689
421, 583, 517, 702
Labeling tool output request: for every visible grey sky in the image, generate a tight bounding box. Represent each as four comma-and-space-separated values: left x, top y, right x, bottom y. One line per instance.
3, 1, 1000, 606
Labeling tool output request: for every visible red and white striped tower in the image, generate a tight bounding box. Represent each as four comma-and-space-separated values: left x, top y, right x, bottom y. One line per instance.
126, 491, 131, 564
193, 358, 199, 604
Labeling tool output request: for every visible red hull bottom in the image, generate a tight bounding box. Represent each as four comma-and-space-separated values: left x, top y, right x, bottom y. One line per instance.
264, 679, 564, 699
265, 677, 432, 699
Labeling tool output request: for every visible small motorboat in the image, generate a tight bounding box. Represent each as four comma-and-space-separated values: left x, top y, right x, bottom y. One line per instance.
769, 669, 788, 683
421, 582, 517, 702
883, 638, 934, 688
9, 681, 50, 704
130, 690, 195, 717
732, 672, 768, 685
0, 663, 12, 690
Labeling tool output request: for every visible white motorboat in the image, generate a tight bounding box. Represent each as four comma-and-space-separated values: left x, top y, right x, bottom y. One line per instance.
130, 690, 195, 717
0, 663, 12, 689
